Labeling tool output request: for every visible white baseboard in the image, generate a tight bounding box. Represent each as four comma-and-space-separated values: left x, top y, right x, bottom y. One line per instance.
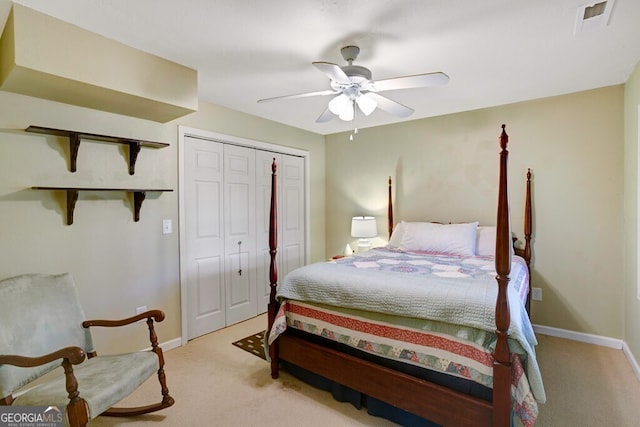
141, 337, 182, 353
623, 341, 640, 380
533, 324, 623, 349
534, 323, 640, 382
160, 337, 182, 352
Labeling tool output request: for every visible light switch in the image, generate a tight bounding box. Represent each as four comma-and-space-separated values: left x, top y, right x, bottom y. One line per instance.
162, 219, 172, 234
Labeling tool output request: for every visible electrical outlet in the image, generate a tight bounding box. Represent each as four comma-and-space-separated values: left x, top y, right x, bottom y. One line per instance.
531, 287, 542, 301
136, 305, 147, 315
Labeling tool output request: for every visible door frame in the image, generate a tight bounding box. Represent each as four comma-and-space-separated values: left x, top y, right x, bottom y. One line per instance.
178, 126, 310, 345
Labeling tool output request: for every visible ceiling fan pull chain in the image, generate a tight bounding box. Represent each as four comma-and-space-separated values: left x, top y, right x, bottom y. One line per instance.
350, 104, 357, 141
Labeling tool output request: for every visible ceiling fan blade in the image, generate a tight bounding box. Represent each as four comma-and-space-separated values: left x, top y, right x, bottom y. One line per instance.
316, 106, 335, 123
372, 72, 449, 92
313, 62, 351, 85
258, 89, 336, 103
365, 92, 414, 118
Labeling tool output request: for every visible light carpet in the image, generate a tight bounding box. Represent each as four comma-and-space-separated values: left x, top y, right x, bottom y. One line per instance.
89, 314, 640, 426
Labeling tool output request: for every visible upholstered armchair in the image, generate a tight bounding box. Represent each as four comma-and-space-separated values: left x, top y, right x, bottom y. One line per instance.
0, 273, 174, 427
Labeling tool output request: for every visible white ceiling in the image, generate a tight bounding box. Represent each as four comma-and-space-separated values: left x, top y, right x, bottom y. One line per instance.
1, 0, 639, 135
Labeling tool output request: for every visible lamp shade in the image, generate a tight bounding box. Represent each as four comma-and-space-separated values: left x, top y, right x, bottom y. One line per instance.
338, 105, 354, 121
351, 216, 377, 238
355, 93, 377, 116
329, 93, 350, 115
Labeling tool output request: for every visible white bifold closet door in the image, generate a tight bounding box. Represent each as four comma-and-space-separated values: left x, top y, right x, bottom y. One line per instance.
184, 137, 225, 339
223, 144, 257, 326
184, 136, 304, 340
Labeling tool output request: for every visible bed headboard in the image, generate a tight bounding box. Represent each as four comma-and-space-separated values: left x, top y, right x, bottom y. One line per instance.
385, 146, 532, 267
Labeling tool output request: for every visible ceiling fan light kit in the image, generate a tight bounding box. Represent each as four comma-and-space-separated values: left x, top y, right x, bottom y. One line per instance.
328, 94, 355, 121
355, 94, 377, 116
258, 45, 449, 124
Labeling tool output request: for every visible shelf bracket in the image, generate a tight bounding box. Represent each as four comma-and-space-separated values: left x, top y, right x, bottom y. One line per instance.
69, 133, 81, 173
133, 191, 147, 222
66, 189, 79, 225
129, 141, 141, 175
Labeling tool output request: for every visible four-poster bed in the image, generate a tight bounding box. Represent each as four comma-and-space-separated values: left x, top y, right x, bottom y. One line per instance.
266, 125, 544, 427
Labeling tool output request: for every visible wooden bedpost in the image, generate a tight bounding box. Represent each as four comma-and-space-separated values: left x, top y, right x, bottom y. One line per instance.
388, 176, 394, 240
493, 124, 512, 427
524, 169, 533, 312
267, 158, 280, 379
513, 169, 533, 313
524, 169, 532, 264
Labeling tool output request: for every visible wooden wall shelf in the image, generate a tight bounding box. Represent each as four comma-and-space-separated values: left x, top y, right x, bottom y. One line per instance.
32, 187, 173, 225
26, 126, 169, 175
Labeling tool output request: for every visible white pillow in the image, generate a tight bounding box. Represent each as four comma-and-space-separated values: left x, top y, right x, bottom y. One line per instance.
476, 226, 497, 256
387, 221, 406, 248
476, 225, 515, 256
399, 221, 479, 256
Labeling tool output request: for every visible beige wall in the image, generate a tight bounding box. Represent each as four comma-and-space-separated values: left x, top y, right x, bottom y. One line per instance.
624, 61, 640, 362
0, 91, 325, 354
325, 86, 624, 338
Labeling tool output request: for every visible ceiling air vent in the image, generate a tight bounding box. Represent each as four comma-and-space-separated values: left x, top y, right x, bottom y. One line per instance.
575, 0, 616, 34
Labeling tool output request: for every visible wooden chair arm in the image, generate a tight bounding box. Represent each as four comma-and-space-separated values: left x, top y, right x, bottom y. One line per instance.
82, 309, 165, 328
82, 310, 165, 362
0, 346, 85, 367
0, 347, 87, 421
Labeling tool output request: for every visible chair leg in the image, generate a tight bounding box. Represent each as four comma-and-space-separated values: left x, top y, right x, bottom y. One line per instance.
157, 363, 174, 407
67, 400, 90, 427
63, 359, 90, 427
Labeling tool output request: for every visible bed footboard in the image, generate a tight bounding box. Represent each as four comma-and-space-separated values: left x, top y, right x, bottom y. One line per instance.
280, 333, 493, 426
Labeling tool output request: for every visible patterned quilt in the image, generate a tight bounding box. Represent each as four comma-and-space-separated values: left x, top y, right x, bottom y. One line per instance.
270, 300, 539, 426
269, 247, 546, 425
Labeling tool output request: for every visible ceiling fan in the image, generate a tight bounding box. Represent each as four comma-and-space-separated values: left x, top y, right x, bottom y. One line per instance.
258, 45, 449, 123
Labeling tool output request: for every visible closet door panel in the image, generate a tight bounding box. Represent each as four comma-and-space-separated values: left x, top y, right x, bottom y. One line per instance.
227, 183, 250, 236
281, 155, 305, 278
224, 144, 258, 325
196, 256, 223, 314
184, 137, 225, 339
